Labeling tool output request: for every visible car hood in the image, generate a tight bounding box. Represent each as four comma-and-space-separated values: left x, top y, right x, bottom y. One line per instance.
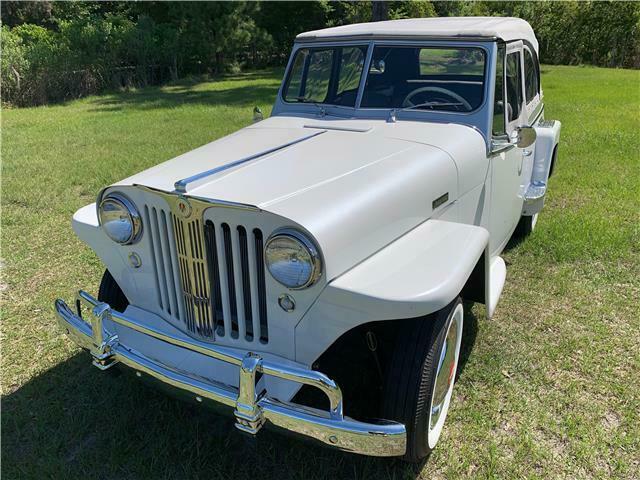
113, 115, 487, 279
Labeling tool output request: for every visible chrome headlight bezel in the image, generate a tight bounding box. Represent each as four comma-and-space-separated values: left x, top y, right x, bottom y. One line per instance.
265, 228, 322, 290
98, 192, 142, 245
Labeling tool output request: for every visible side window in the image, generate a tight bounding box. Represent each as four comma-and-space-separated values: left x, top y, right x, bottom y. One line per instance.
524, 48, 539, 104
492, 44, 506, 136
505, 52, 523, 122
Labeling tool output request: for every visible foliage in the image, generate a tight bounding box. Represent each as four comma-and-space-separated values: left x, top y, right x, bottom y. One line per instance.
1, 1, 638, 106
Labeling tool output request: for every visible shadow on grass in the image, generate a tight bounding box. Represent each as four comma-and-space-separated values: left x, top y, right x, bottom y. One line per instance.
87, 70, 282, 113
2, 307, 479, 479
0, 353, 414, 478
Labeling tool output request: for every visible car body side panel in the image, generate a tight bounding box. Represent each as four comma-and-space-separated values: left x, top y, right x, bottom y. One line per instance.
294, 219, 489, 365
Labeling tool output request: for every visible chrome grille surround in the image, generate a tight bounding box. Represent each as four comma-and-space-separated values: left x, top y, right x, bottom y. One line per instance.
137, 186, 268, 344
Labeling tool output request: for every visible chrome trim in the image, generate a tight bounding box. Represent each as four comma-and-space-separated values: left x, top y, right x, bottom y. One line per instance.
489, 137, 515, 155
528, 100, 544, 125
136, 184, 260, 212
265, 228, 323, 290
278, 293, 296, 312
98, 192, 143, 245
54, 292, 406, 457
173, 131, 325, 194
133, 185, 269, 343
524, 180, 547, 202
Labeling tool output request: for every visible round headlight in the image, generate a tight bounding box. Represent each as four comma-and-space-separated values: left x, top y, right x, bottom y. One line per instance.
98, 193, 142, 244
265, 230, 322, 289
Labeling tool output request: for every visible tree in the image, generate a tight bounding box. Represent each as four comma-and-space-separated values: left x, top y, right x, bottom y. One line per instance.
372, 1, 389, 21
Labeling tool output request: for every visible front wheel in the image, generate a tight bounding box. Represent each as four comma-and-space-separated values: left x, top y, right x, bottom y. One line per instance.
382, 298, 464, 462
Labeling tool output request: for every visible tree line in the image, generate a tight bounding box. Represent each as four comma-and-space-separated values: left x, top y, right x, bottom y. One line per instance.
2, 1, 638, 107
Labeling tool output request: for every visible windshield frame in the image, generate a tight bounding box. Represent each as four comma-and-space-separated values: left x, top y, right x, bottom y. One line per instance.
273, 39, 497, 152
278, 40, 491, 116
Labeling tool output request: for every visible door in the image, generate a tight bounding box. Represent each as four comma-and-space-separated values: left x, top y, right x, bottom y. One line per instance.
488, 41, 527, 255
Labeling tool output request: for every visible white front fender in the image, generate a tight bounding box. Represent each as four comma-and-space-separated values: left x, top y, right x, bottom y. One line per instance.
294, 220, 493, 365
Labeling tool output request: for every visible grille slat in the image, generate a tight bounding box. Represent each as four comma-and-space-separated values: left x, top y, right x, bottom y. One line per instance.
204, 221, 224, 335
159, 211, 179, 318
254, 229, 269, 343
238, 227, 254, 341
166, 215, 186, 321
246, 229, 261, 342
215, 222, 234, 337
230, 226, 247, 340
150, 208, 170, 312
222, 224, 239, 337
144, 206, 164, 310
145, 199, 268, 344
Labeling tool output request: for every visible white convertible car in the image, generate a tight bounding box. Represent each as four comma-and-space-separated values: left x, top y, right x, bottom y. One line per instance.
56, 17, 560, 461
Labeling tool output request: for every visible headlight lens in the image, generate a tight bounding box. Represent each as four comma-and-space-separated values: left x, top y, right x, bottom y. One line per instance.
98, 193, 142, 244
265, 230, 322, 289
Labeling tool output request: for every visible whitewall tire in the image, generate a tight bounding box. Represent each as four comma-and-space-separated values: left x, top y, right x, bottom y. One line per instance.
382, 298, 464, 462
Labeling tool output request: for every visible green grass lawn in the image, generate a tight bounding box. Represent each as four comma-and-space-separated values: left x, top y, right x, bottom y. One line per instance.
2, 65, 639, 479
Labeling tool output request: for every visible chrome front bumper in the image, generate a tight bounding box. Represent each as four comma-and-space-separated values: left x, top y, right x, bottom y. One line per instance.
54, 291, 406, 457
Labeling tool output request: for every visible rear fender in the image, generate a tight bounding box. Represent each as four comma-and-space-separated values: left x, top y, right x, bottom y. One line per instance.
523, 120, 561, 215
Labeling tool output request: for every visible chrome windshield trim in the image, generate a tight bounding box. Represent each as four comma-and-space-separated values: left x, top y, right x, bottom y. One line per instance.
173, 130, 325, 194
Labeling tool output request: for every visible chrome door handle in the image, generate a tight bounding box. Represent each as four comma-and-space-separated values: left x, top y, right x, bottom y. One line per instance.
523, 149, 533, 157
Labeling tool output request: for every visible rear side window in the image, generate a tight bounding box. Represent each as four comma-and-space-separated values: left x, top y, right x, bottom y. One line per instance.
506, 52, 523, 122
524, 48, 539, 103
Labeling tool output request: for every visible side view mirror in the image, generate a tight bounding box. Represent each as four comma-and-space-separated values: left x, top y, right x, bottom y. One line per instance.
253, 106, 264, 123
514, 126, 536, 148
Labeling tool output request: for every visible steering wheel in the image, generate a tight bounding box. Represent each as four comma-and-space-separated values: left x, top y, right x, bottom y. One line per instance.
401, 86, 472, 111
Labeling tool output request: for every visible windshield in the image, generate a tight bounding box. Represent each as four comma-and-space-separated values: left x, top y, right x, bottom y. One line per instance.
283, 44, 487, 113
361, 46, 486, 112
283, 45, 367, 107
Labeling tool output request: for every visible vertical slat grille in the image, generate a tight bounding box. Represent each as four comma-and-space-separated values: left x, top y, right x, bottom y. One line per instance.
144, 200, 268, 344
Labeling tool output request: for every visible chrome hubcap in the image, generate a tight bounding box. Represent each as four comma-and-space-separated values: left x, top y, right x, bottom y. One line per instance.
428, 304, 463, 448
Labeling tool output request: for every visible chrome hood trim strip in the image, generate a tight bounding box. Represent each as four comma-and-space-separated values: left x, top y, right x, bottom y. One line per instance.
174, 130, 326, 194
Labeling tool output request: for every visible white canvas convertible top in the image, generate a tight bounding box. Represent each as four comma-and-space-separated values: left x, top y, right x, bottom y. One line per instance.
297, 17, 538, 53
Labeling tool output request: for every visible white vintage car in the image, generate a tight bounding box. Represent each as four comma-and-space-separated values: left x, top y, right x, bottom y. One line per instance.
56, 17, 561, 461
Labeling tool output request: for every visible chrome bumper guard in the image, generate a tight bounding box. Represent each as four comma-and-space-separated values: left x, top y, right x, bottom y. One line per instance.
54, 291, 406, 457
